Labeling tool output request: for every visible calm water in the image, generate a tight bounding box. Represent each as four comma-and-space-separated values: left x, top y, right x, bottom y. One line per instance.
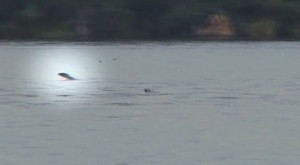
0, 41, 300, 165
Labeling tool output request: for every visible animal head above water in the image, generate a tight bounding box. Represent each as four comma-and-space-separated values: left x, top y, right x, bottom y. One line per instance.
144, 88, 151, 93
58, 73, 76, 80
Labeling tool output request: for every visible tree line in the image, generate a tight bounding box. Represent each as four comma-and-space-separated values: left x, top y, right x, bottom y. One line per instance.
0, 0, 299, 40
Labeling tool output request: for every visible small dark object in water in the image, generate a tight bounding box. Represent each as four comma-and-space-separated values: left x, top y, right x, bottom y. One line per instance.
99, 60, 102, 63
113, 58, 117, 61
58, 73, 76, 80
144, 88, 151, 93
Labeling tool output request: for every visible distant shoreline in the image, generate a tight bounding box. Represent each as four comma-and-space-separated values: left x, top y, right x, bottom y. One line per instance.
0, 36, 299, 42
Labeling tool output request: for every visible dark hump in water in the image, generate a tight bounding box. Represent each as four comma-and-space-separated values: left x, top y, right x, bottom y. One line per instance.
58, 73, 76, 80
144, 88, 151, 93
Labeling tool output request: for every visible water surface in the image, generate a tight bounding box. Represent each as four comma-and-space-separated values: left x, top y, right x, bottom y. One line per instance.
1, 41, 300, 165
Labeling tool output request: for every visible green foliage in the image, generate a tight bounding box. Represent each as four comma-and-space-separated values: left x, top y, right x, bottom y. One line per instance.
90, 7, 136, 39
0, 0, 299, 40
247, 20, 279, 38
161, 5, 205, 37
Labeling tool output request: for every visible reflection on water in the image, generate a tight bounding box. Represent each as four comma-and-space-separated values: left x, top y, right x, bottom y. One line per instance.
0, 41, 300, 109
1, 41, 300, 165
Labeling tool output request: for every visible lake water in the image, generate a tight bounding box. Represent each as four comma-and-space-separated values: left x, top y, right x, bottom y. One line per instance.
0, 41, 300, 165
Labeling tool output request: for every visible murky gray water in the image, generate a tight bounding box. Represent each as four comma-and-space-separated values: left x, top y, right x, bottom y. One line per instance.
0, 41, 300, 165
